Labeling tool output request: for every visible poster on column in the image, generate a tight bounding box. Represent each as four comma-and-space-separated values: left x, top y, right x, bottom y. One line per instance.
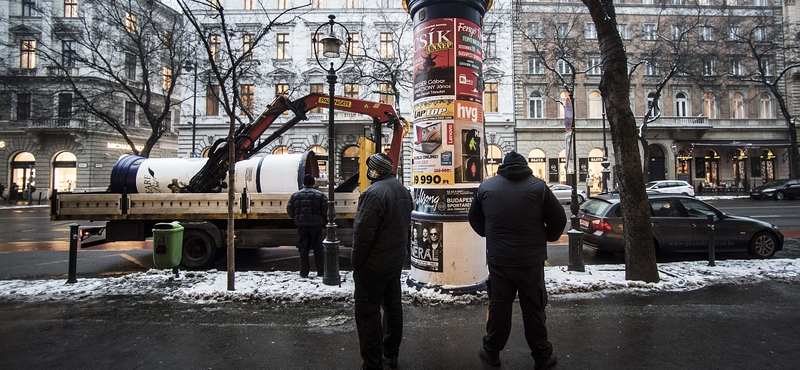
413, 187, 477, 214
410, 220, 444, 272
414, 18, 456, 101
455, 19, 483, 104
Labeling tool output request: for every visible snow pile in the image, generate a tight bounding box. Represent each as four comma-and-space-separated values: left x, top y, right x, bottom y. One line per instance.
1, 259, 798, 305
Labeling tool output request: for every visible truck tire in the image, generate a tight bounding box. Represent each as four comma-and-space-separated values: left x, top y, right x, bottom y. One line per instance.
181, 229, 218, 270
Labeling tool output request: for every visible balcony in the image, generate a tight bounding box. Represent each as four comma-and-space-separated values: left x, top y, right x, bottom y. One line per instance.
26, 118, 88, 130
47, 67, 78, 76
9, 68, 38, 77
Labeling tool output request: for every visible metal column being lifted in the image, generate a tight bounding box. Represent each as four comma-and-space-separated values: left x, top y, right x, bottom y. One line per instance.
404, 0, 492, 293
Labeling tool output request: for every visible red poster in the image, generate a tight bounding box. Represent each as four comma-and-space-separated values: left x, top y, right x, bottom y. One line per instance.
413, 19, 456, 101
454, 19, 483, 104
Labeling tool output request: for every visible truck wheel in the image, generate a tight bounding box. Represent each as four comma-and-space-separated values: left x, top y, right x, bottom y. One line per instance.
181, 230, 218, 270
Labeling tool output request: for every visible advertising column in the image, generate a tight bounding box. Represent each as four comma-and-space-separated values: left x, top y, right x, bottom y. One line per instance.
404, 0, 492, 292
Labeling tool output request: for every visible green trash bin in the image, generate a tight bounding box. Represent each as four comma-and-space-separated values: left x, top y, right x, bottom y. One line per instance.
152, 221, 184, 268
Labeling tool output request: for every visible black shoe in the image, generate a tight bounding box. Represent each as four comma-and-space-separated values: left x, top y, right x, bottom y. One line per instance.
534, 354, 557, 370
300, 274, 308, 278
383, 355, 398, 369
479, 348, 501, 366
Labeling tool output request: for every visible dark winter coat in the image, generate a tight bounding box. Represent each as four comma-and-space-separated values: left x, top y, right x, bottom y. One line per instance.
287, 186, 328, 227
468, 158, 567, 267
351, 173, 413, 272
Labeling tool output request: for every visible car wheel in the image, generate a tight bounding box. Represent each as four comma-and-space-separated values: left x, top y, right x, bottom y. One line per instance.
577, 195, 585, 204
775, 191, 785, 201
181, 229, 218, 270
748, 231, 778, 259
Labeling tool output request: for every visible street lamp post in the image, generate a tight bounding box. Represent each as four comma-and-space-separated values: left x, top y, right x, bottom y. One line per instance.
314, 15, 351, 286
183, 61, 198, 157
601, 104, 610, 194
671, 143, 679, 181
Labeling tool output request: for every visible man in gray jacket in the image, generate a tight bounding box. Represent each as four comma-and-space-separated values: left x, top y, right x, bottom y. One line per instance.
468, 151, 567, 370
351, 153, 413, 370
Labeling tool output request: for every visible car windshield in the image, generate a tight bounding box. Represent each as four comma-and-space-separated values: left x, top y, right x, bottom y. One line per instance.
579, 199, 612, 216
645, 181, 660, 188
763, 180, 787, 187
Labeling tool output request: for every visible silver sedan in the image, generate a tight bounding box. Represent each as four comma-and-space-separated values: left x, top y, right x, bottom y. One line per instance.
549, 184, 587, 204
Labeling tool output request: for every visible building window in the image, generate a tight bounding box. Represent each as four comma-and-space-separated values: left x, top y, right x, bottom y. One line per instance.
585, 23, 597, 39
209, 34, 220, 60
20, 40, 36, 69
279, 0, 290, 10
17, 94, 31, 120
64, 0, 78, 17
526, 22, 541, 39
647, 92, 660, 117
754, 27, 768, 42
312, 0, 323, 9
486, 145, 503, 178
162, 67, 172, 91
344, 83, 359, 99
645, 58, 660, 76
671, 0, 684, 4
728, 25, 741, 41
729, 57, 743, 76
529, 91, 543, 118
346, 0, 358, 8
558, 92, 570, 118
62, 41, 76, 68
277, 33, 290, 60
126, 12, 137, 34
275, 84, 289, 98
484, 32, 496, 58
726, 0, 738, 5
125, 53, 136, 79
311, 33, 323, 58
348, 32, 359, 57
309, 83, 324, 113
675, 92, 688, 117
206, 85, 219, 115
754, 0, 768, 5
125, 101, 136, 126
643, 24, 658, 41
557, 58, 572, 75
244, 0, 255, 10
527, 55, 543, 74
671, 24, 684, 41
760, 59, 772, 76
698, 0, 711, 4
380, 33, 394, 59
702, 59, 716, 76
699, 25, 714, 41
731, 92, 744, 119
617, 23, 629, 39
588, 91, 602, 118
703, 92, 716, 118
379, 83, 394, 106
485, 83, 498, 113
759, 93, 774, 119
587, 56, 601, 76
241, 84, 255, 114
58, 93, 73, 123
380, 0, 392, 8
22, 0, 36, 17
556, 23, 570, 40
243, 33, 254, 60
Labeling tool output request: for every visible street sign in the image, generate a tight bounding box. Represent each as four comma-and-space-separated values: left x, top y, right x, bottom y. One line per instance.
564, 98, 573, 131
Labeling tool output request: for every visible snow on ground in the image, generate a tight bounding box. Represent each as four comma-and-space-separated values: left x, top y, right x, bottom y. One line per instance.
1, 259, 798, 305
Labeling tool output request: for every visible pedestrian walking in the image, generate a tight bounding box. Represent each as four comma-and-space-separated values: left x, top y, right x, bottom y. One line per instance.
351, 153, 413, 370
468, 151, 567, 370
286, 174, 328, 279
0, 183, 5, 201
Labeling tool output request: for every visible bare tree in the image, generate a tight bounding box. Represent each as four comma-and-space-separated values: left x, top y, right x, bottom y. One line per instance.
582, 0, 659, 282
39, 0, 190, 157
178, 0, 307, 290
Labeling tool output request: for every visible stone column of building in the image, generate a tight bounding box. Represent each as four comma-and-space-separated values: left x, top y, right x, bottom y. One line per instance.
404, 0, 491, 292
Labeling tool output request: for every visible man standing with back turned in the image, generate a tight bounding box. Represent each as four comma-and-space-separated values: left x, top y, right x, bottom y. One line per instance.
351, 153, 413, 370
287, 174, 327, 279
468, 151, 567, 370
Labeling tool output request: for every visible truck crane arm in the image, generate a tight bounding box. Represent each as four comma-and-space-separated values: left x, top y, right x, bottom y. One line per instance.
182, 93, 407, 193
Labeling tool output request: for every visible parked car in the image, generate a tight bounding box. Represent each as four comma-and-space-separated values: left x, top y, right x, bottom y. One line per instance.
578, 193, 783, 258
750, 179, 800, 200
549, 184, 587, 204
645, 180, 695, 196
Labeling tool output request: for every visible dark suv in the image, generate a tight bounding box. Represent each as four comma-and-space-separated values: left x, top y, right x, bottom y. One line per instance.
750, 179, 800, 200
578, 193, 783, 258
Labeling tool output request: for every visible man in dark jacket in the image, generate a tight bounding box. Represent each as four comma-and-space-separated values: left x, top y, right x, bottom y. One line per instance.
468, 151, 567, 370
351, 153, 413, 370
287, 174, 328, 278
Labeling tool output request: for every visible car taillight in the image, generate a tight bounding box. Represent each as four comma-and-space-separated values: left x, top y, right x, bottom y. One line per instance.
591, 219, 613, 232
689, 185, 694, 190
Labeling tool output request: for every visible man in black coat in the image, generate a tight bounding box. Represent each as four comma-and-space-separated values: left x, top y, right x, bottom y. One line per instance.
468, 151, 567, 370
287, 174, 328, 278
351, 153, 413, 370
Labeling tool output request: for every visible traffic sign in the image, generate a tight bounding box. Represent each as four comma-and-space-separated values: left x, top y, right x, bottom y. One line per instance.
564, 98, 573, 131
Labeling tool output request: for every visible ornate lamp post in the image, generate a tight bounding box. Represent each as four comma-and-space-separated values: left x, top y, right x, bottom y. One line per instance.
313, 15, 351, 286
182, 60, 199, 157
601, 103, 610, 194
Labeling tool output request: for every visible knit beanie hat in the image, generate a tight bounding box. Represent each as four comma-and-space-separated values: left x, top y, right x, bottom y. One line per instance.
366, 153, 393, 180
502, 151, 527, 166
303, 174, 316, 187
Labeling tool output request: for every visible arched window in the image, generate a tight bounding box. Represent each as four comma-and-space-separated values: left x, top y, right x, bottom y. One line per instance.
758, 93, 774, 119
529, 91, 543, 118
486, 144, 503, 178
53, 152, 77, 192
704, 149, 719, 185
11, 152, 36, 193
675, 92, 688, 117
588, 91, 602, 118
588, 148, 605, 191
272, 146, 291, 154
309, 145, 327, 176
732, 92, 745, 118
760, 149, 776, 183
703, 92, 716, 118
528, 148, 546, 179
558, 92, 569, 118
558, 149, 567, 184
340, 145, 361, 183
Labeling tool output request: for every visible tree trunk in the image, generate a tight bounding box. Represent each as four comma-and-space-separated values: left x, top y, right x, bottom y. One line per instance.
582, 0, 659, 282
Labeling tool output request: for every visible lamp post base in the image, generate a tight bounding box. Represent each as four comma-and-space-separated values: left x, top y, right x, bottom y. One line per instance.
322, 236, 341, 286
567, 228, 585, 272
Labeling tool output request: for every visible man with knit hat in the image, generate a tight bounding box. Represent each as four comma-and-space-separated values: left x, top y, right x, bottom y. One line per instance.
351, 153, 413, 370
468, 151, 567, 370
287, 174, 328, 278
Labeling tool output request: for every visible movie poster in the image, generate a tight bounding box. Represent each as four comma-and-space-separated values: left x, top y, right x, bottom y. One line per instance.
410, 220, 444, 272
